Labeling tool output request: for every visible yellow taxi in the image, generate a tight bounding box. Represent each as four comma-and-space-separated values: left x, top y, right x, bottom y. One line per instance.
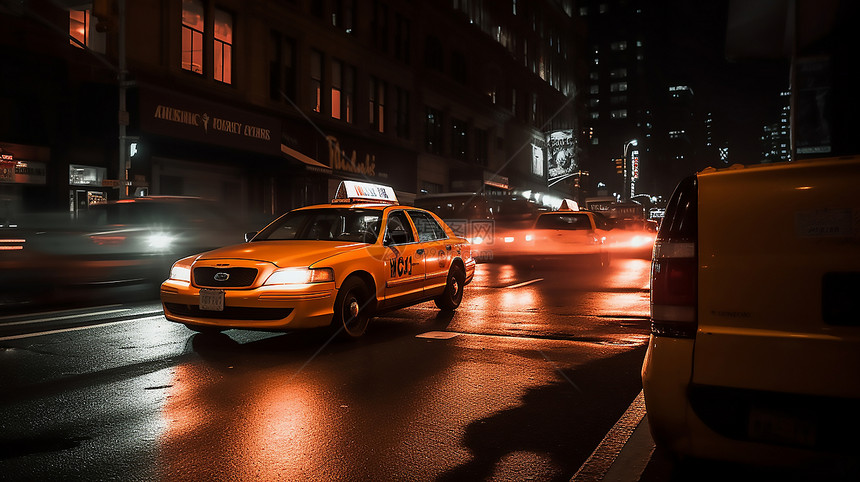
642, 156, 860, 470
160, 181, 476, 337
493, 200, 611, 266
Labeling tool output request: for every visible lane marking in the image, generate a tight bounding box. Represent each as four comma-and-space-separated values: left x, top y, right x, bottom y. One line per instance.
0, 309, 132, 326
570, 389, 651, 482
505, 278, 544, 289
415, 331, 460, 340
0, 304, 123, 320
0, 315, 165, 342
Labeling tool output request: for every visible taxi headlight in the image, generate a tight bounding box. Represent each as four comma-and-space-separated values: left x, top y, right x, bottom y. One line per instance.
504, 236, 515, 243
264, 267, 334, 285
524, 234, 534, 242
169, 264, 191, 282
469, 236, 484, 245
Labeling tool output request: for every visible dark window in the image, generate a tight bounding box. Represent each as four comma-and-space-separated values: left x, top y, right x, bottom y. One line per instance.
474, 128, 488, 166
425, 107, 443, 154
451, 51, 467, 84
424, 35, 443, 71
451, 118, 468, 160
394, 13, 411, 63
369, 76, 386, 133
372, 1, 389, 52
270, 32, 296, 102
408, 210, 448, 241
393, 86, 410, 139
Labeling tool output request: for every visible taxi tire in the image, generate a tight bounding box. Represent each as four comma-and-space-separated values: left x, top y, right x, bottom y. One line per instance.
434, 266, 465, 311
333, 276, 372, 338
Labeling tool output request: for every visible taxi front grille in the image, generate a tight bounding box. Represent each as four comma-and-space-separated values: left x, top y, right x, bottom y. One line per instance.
193, 267, 258, 287
164, 303, 293, 321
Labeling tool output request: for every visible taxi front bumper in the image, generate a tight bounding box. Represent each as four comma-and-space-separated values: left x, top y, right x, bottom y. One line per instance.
160, 279, 336, 331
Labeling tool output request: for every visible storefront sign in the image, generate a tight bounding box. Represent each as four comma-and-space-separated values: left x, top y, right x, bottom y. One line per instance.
320, 134, 417, 192
140, 88, 281, 156
1, 160, 47, 185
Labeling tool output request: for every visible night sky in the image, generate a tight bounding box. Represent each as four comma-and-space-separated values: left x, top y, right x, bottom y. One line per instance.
648, 0, 791, 164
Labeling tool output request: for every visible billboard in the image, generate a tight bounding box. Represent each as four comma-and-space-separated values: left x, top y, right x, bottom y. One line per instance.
546, 129, 578, 185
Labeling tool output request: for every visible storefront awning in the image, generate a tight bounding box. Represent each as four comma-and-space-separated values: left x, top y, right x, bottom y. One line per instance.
281, 144, 331, 174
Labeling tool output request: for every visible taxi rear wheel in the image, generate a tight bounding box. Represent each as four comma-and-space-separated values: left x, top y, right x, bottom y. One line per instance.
434, 266, 465, 311
333, 276, 372, 338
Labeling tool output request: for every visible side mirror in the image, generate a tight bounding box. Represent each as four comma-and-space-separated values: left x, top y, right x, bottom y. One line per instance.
244, 231, 257, 242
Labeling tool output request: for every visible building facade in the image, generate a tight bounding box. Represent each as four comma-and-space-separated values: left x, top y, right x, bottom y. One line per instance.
0, 0, 585, 222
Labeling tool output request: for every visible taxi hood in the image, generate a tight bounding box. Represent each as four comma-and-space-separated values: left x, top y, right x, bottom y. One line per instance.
195, 240, 369, 267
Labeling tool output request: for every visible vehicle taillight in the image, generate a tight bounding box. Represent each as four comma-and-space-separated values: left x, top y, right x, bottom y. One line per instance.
650, 175, 698, 338
651, 241, 697, 337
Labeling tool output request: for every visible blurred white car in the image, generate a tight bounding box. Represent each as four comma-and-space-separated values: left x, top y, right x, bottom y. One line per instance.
493, 209, 610, 267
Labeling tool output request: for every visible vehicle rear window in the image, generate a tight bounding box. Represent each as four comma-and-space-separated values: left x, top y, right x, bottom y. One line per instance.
657, 175, 698, 243
535, 213, 592, 230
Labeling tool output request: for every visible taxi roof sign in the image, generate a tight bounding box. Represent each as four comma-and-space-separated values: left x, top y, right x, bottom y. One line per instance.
332, 180, 398, 204
558, 198, 579, 211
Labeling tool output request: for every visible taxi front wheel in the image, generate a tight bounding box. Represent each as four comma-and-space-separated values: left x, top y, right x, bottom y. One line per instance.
333, 276, 372, 338
435, 266, 465, 311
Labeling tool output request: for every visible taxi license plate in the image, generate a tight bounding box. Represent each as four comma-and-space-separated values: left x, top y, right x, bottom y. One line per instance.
199, 289, 225, 311
748, 406, 817, 447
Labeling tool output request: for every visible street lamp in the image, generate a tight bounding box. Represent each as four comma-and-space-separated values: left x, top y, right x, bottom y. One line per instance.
622, 139, 638, 201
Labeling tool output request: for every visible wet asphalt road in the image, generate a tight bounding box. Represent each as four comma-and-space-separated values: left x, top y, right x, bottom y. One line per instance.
0, 259, 652, 481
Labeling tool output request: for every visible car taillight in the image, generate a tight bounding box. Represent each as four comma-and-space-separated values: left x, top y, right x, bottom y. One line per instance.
651, 242, 697, 337
650, 175, 698, 338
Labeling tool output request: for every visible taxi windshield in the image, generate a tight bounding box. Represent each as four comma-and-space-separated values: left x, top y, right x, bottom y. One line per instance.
254, 208, 382, 243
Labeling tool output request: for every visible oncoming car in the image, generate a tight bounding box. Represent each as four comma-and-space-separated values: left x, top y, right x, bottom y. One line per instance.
160, 181, 476, 338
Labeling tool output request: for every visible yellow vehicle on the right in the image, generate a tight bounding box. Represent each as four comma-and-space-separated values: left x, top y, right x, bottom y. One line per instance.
642, 156, 860, 471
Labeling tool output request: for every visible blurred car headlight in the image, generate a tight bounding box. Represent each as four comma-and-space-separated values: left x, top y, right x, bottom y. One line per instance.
147, 233, 174, 250
504, 236, 515, 243
630, 235, 654, 247
264, 267, 334, 285
524, 234, 534, 242
169, 264, 191, 282
468, 236, 484, 245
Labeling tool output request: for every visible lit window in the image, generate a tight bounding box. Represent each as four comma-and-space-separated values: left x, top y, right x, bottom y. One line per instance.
610, 82, 628, 92
69, 10, 88, 48
214, 8, 233, 84
610, 41, 627, 51
331, 60, 355, 123
181, 0, 204, 74
69, 9, 107, 53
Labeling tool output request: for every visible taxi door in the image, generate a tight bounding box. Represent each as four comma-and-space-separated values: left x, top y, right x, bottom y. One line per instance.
407, 210, 454, 293
381, 210, 427, 306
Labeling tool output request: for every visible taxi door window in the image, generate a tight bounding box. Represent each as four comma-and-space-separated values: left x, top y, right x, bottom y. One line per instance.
407, 210, 447, 241
384, 211, 415, 245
